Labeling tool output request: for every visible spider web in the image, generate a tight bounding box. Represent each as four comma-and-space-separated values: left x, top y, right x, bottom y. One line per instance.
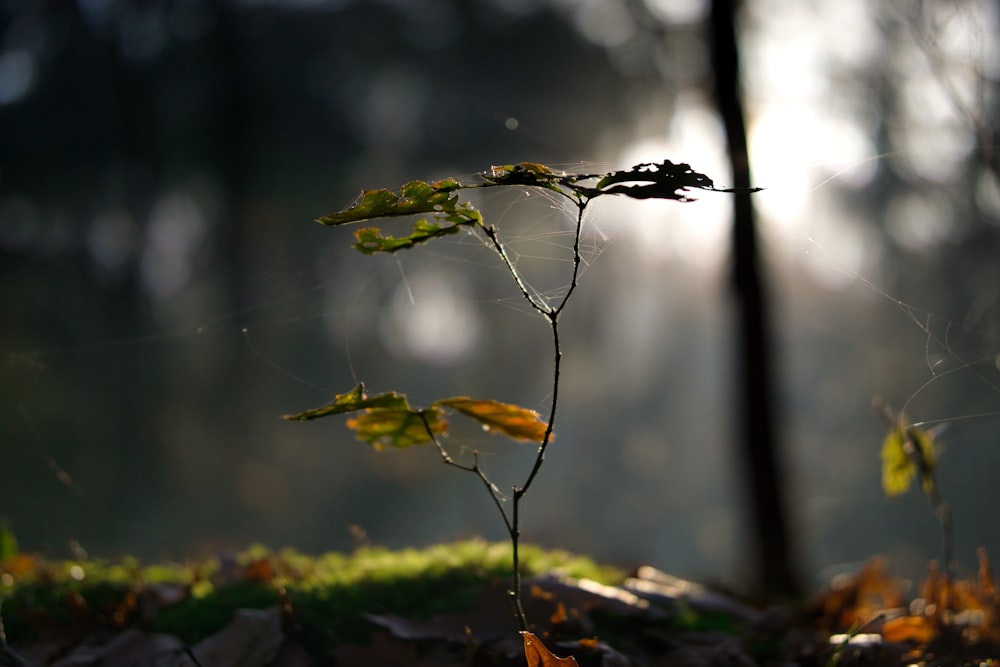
2, 151, 999, 583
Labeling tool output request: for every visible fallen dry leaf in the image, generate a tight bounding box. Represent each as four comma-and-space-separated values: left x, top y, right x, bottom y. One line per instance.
521, 631, 578, 667
881, 616, 936, 645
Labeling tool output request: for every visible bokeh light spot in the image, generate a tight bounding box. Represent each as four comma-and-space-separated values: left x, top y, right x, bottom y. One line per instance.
0, 50, 35, 105
379, 268, 482, 366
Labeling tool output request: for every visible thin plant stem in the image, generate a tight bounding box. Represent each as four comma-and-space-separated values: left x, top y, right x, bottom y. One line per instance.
496, 200, 587, 627
904, 423, 955, 579
482, 225, 548, 314
874, 398, 955, 592
429, 196, 589, 630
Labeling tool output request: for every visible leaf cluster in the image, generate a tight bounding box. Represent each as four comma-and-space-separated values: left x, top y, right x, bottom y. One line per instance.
316, 160, 751, 255
282, 383, 547, 449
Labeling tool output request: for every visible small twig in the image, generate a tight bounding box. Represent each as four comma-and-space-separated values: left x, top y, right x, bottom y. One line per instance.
481, 225, 549, 315
419, 413, 514, 534
552, 202, 588, 317
183, 647, 205, 667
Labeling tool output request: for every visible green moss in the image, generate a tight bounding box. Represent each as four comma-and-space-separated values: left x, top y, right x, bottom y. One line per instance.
153, 582, 281, 644
2, 539, 623, 655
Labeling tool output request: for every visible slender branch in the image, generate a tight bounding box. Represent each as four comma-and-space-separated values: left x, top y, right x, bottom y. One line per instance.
505, 200, 585, 629
419, 187, 588, 630
516, 316, 561, 499
418, 412, 514, 537
553, 203, 587, 317
481, 225, 550, 314
516, 203, 583, 497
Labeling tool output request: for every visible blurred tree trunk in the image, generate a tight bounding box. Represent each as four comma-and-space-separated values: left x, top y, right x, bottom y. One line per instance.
709, 0, 800, 597
211, 1, 252, 315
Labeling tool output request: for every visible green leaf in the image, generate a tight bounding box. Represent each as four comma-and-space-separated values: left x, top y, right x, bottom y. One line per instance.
881, 420, 937, 497
0, 523, 18, 561
347, 407, 447, 450
281, 383, 408, 421
436, 397, 549, 442
353, 219, 464, 254
319, 179, 465, 225
484, 162, 569, 190
284, 384, 449, 449
318, 179, 483, 254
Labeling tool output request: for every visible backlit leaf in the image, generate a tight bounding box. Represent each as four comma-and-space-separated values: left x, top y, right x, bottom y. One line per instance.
281, 383, 409, 421
881, 419, 936, 497
593, 160, 754, 201
318, 180, 466, 225
353, 219, 464, 254
484, 163, 569, 191
318, 179, 482, 254
347, 407, 447, 450
436, 397, 548, 442
521, 631, 578, 667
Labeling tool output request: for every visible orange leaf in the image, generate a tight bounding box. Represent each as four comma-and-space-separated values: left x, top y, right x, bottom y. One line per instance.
436, 397, 549, 442
0, 553, 37, 578
244, 558, 276, 582
521, 631, 578, 667
881, 616, 936, 644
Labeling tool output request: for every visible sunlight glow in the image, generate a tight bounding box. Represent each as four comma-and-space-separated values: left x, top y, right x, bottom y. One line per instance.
642, 0, 706, 25
749, 106, 875, 237
600, 99, 729, 269
797, 210, 882, 289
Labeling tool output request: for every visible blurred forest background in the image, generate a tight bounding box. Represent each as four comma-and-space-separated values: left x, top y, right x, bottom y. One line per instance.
2, 0, 999, 591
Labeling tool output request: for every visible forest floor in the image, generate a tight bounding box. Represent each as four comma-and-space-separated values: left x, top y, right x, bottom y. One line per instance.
2, 539, 999, 667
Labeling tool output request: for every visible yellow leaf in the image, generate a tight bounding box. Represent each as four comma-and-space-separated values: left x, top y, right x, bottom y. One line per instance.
880, 419, 936, 497
881, 426, 911, 497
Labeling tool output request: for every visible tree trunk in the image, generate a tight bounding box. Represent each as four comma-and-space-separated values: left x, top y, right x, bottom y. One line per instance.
709, 0, 800, 597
